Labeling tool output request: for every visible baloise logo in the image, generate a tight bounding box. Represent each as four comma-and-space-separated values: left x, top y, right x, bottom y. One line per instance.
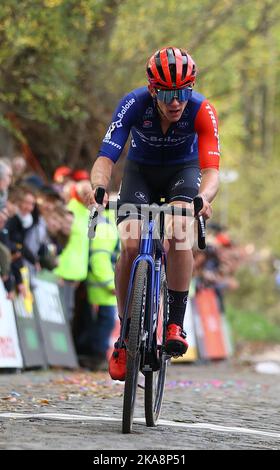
104, 98, 135, 141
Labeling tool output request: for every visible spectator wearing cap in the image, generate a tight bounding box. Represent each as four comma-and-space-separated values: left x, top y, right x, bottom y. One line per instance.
71, 169, 90, 182
53, 166, 74, 204
23, 174, 44, 189
53, 166, 72, 184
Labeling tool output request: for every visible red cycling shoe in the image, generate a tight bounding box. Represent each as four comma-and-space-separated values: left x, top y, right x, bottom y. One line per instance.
108, 342, 127, 381
165, 323, 188, 357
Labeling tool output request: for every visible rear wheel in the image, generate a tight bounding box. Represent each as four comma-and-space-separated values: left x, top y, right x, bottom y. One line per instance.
122, 260, 148, 434
144, 267, 169, 426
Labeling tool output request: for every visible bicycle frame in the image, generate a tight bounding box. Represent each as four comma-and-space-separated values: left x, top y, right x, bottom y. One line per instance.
119, 214, 166, 355
89, 190, 205, 359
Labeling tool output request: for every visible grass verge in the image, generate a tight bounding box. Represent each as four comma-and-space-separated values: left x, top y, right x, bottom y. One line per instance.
226, 304, 280, 343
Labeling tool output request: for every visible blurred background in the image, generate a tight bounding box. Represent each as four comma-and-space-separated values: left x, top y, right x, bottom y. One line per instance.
0, 0, 280, 352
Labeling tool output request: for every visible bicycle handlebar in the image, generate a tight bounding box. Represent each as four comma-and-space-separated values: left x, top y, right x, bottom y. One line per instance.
88, 187, 206, 249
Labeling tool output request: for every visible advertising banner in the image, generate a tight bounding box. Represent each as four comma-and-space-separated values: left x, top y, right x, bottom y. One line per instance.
32, 277, 78, 368
194, 288, 227, 360
191, 297, 207, 360
0, 281, 23, 368
13, 267, 46, 368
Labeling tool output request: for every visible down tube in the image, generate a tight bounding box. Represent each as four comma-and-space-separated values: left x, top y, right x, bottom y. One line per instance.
147, 257, 162, 351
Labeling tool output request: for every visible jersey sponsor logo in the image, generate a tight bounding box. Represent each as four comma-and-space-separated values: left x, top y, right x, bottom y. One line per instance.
103, 139, 122, 150
104, 98, 136, 141
177, 121, 188, 128
104, 122, 117, 141
135, 129, 190, 146
135, 191, 148, 203
172, 178, 184, 189
208, 151, 220, 156
205, 103, 220, 153
117, 98, 136, 120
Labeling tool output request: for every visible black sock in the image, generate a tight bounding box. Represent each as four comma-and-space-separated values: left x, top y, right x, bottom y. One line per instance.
167, 290, 189, 329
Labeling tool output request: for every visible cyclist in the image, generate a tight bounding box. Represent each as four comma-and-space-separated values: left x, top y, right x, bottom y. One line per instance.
85, 46, 220, 380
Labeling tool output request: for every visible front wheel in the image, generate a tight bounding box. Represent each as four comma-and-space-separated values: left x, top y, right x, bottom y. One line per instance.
122, 260, 148, 434
144, 267, 169, 426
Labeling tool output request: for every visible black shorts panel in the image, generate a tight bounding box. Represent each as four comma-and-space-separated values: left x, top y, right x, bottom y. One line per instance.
117, 161, 201, 225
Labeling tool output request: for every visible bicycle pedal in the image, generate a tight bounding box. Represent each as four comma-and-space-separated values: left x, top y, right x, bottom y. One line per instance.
165, 341, 188, 357
171, 352, 181, 358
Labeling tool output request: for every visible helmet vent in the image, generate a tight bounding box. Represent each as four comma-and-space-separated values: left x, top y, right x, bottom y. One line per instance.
181, 54, 188, 81
155, 58, 167, 82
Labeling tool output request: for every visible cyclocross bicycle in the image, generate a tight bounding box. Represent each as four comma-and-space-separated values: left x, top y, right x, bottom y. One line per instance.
88, 188, 205, 434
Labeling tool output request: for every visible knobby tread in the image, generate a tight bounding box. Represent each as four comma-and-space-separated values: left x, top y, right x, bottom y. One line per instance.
122, 260, 148, 434
144, 267, 168, 427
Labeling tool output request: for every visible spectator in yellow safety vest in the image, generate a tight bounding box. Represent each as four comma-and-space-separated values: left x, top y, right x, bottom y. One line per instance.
54, 180, 91, 323
81, 202, 120, 371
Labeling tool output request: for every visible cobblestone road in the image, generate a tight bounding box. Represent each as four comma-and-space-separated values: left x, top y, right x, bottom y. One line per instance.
1, 359, 280, 450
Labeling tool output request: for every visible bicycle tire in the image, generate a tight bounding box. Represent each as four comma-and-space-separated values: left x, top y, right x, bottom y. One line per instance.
144, 267, 169, 426
122, 260, 148, 434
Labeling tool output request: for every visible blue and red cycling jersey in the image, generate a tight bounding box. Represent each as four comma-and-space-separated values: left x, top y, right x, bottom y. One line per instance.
98, 86, 220, 169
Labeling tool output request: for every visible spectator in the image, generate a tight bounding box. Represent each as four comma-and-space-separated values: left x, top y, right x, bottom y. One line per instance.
51, 206, 74, 251
23, 174, 44, 190
24, 192, 62, 277
6, 186, 20, 217
54, 180, 90, 323
42, 205, 74, 268
77, 203, 119, 371
5, 185, 40, 292
0, 160, 12, 210
193, 226, 239, 312
36, 185, 62, 216
11, 155, 27, 184
0, 221, 26, 298
0, 208, 13, 298
52, 166, 74, 203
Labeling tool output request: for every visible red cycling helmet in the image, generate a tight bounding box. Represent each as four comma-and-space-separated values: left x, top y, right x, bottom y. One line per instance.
146, 47, 196, 90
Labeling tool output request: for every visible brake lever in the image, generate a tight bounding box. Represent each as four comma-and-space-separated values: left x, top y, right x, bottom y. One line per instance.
193, 196, 206, 250
88, 187, 105, 239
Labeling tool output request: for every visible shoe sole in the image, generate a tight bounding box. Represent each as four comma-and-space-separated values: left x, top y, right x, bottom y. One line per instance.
165, 340, 188, 357
109, 369, 126, 381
